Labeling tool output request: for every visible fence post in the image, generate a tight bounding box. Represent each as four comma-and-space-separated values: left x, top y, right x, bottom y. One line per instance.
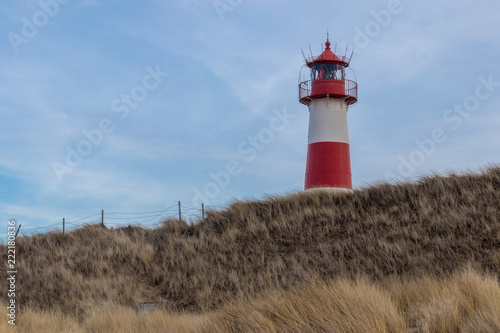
202, 203, 205, 221
178, 201, 181, 221
101, 209, 104, 227
15, 224, 21, 238
63, 218, 65, 235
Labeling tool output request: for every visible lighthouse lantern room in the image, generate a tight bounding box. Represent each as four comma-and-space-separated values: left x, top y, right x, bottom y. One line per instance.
299, 36, 358, 190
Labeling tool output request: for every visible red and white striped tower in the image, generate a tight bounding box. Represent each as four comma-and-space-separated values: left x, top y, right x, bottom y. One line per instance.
299, 37, 358, 190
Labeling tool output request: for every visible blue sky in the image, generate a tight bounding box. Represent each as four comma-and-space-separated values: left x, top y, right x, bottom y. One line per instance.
1, 0, 500, 236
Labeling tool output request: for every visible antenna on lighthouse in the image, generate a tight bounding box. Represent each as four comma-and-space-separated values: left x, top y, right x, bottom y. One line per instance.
348, 48, 354, 64
301, 48, 307, 63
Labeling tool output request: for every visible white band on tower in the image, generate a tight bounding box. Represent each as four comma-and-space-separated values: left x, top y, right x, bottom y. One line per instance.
308, 98, 349, 144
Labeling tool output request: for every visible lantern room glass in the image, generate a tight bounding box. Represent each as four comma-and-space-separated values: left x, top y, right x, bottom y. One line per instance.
311, 64, 345, 81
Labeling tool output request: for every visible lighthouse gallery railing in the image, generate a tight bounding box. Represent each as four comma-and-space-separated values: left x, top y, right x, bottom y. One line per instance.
298, 79, 358, 102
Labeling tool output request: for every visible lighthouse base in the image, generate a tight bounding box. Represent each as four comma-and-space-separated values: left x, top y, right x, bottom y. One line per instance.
305, 187, 354, 194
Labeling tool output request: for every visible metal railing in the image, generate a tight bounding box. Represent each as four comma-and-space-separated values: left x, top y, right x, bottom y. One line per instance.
298, 80, 311, 101
298, 79, 358, 103
345, 79, 358, 100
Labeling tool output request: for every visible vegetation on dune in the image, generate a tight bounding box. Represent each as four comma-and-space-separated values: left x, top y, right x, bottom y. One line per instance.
0, 166, 499, 332
1, 267, 500, 332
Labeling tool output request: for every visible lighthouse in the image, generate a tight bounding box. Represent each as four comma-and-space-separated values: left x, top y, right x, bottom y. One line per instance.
299, 37, 358, 190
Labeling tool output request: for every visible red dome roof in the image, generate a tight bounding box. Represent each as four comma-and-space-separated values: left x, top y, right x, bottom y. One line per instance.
306, 39, 349, 68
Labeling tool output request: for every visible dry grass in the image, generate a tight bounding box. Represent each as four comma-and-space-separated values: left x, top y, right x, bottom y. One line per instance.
218, 277, 406, 333
1, 268, 499, 332
0, 166, 499, 331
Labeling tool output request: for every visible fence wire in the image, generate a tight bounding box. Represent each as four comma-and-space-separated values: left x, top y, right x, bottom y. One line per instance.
1, 202, 225, 238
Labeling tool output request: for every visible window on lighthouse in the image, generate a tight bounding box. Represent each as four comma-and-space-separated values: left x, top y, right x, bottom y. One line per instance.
311, 64, 345, 81
334, 65, 345, 80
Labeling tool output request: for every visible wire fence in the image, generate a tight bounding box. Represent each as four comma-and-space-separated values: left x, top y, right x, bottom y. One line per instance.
1, 202, 227, 239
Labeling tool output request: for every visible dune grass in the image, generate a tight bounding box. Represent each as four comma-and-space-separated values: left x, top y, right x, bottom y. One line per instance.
1, 267, 500, 332
1, 166, 499, 332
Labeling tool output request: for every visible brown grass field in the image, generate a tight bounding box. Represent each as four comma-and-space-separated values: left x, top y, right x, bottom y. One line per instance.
1, 166, 499, 332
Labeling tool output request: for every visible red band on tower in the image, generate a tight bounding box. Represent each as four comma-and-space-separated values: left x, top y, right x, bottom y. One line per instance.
305, 142, 352, 189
